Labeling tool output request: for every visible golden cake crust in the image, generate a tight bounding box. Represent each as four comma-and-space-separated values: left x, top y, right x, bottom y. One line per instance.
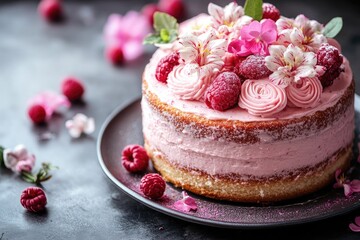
145, 139, 353, 202
142, 78, 355, 144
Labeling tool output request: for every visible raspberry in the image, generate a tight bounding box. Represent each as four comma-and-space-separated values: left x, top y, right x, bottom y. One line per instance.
317, 43, 343, 70
61, 77, 85, 101
121, 145, 149, 173
20, 187, 47, 212
105, 45, 124, 66
158, 0, 186, 21
140, 173, 166, 199
236, 55, 272, 80
204, 72, 242, 111
262, 3, 280, 22
38, 0, 63, 22
28, 104, 47, 124
317, 43, 344, 88
319, 66, 344, 88
155, 52, 180, 83
141, 3, 159, 25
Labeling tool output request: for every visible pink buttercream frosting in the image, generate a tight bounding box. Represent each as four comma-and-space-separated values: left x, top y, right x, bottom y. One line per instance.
142, 99, 354, 177
145, 48, 352, 121
167, 63, 214, 100
286, 77, 323, 108
239, 79, 287, 117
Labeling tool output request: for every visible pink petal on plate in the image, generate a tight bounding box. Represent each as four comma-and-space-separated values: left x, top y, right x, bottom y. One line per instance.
349, 180, 360, 192
344, 184, 353, 197
349, 223, 360, 232
355, 216, 360, 226
173, 191, 197, 212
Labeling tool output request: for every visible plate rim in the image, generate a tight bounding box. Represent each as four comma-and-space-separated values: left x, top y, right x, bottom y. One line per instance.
97, 96, 360, 229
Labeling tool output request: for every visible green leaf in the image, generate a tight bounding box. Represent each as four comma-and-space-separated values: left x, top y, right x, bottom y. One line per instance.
244, 0, 263, 21
144, 12, 179, 45
153, 12, 179, 34
160, 29, 170, 43
21, 171, 36, 183
0, 146, 4, 167
323, 17, 343, 38
143, 34, 163, 44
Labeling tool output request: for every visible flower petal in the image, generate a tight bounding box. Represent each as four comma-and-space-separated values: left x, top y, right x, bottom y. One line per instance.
349, 223, 360, 232
122, 40, 144, 61
28, 91, 71, 118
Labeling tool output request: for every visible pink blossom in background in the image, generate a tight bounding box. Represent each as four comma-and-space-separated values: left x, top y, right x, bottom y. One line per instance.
173, 191, 197, 212
28, 91, 71, 119
104, 11, 151, 61
228, 19, 277, 56
333, 169, 360, 197
3, 145, 36, 173
349, 216, 360, 232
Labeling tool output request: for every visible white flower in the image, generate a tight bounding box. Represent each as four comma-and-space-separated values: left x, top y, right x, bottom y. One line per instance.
265, 44, 324, 86
179, 29, 226, 70
3, 144, 36, 173
276, 14, 326, 52
179, 14, 212, 37
65, 113, 95, 138
208, 2, 244, 29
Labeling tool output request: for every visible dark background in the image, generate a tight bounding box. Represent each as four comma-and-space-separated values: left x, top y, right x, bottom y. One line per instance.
0, 0, 359, 239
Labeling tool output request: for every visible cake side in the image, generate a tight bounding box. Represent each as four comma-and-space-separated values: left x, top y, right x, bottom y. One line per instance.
141, 1, 355, 202
145, 141, 352, 202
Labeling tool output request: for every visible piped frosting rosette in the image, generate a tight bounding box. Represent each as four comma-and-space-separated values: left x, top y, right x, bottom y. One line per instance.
167, 63, 214, 100
286, 77, 323, 108
239, 79, 287, 117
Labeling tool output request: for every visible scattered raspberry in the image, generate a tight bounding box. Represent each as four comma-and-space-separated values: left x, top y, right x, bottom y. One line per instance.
38, 0, 63, 22
121, 145, 149, 173
262, 3, 280, 22
158, 0, 186, 21
61, 77, 85, 101
141, 3, 159, 25
236, 55, 272, 80
204, 72, 242, 111
140, 173, 166, 199
155, 52, 180, 83
317, 43, 344, 88
28, 104, 47, 124
105, 45, 124, 66
20, 187, 47, 212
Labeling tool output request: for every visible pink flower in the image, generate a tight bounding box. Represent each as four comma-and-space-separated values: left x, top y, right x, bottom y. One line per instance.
104, 11, 151, 61
3, 145, 36, 173
173, 191, 197, 212
265, 44, 324, 87
333, 169, 360, 197
349, 216, 360, 232
28, 91, 70, 119
228, 19, 278, 56
65, 113, 95, 138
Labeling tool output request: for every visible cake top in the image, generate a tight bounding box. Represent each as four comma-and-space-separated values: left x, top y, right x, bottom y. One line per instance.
144, 0, 350, 118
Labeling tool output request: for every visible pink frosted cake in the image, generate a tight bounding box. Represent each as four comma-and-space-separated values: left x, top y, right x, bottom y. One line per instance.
142, 2, 354, 202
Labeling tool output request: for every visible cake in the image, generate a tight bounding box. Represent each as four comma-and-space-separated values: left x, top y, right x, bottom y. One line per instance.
142, 2, 354, 202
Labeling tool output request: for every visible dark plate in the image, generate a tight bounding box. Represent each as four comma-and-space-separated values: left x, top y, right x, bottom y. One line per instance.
97, 96, 360, 229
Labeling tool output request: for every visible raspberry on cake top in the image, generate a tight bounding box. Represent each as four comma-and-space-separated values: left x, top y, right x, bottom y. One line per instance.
144, 1, 349, 119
